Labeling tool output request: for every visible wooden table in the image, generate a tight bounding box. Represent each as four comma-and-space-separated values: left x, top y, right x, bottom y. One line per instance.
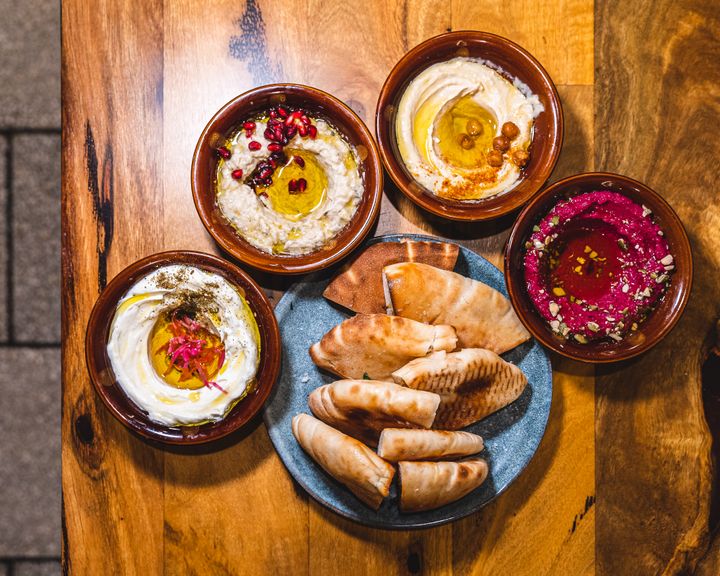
61, 1, 720, 574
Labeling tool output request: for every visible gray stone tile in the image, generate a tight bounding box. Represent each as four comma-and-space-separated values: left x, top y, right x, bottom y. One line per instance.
0, 136, 7, 342
13, 561, 61, 576
0, 561, 7, 576
0, 0, 60, 128
0, 348, 60, 556
12, 134, 60, 343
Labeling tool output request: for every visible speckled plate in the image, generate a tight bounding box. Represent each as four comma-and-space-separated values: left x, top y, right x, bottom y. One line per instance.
263, 234, 552, 529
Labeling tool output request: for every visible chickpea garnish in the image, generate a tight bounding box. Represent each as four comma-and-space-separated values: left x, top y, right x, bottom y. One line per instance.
466, 119, 483, 137
501, 121, 520, 140
458, 133, 475, 150
512, 150, 530, 167
492, 135, 510, 152
487, 150, 504, 167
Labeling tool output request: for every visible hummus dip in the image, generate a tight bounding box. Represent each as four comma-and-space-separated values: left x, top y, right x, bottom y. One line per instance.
523, 191, 674, 343
217, 109, 363, 255
395, 57, 544, 201
106, 264, 260, 426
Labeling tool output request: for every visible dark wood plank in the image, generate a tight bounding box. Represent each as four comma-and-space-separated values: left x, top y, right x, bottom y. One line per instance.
595, 2, 720, 574
61, 1, 166, 574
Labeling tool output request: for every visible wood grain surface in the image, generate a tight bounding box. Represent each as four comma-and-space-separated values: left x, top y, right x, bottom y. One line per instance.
61, 1, 718, 575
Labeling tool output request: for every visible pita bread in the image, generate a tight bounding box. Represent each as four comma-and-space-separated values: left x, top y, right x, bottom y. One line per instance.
392, 348, 528, 429
383, 262, 530, 354
377, 429, 484, 462
323, 240, 459, 314
309, 313, 457, 380
308, 380, 441, 446
399, 458, 489, 512
291, 414, 395, 510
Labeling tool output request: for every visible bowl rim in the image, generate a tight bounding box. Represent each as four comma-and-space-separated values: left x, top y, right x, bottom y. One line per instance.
503, 171, 693, 363
85, 250, 281, 445
375, 30, 564, 222
191, 83, 383, 275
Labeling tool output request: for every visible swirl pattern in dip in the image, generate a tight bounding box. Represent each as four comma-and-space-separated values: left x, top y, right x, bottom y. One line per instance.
395, 57, 544, 201
106, 264, 260, 426
216, 106, 363, 255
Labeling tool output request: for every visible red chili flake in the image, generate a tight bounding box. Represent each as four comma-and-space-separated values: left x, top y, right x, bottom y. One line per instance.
217, 146, 231, 159
248, 141, 262, 151
231, 169, 243, 180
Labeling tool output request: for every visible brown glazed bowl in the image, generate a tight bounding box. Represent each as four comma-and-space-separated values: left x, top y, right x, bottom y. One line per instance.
376, 31, 563, 221
192, 84, 383, 275
85, 251, 281, 445
504, 173, 692, 363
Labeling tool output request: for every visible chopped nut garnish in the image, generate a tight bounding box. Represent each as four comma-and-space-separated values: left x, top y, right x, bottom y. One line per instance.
549, 302, 560, 317
552, 286, 566, 297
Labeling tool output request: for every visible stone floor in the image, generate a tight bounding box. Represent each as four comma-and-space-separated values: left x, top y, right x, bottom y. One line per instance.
0, 0, 61, 574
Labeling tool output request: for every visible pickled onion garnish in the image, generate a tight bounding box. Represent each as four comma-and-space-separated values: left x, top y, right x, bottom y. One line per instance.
158, 313, 227, 393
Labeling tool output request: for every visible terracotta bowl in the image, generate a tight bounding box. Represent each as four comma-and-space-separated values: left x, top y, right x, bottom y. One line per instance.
85, 251, 281, 445
192, 84, 383, 275
375, 31, 563, 221
504, 173, 692, 363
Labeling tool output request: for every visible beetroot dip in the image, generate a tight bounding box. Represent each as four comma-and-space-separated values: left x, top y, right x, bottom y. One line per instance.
523, 190, 674, 343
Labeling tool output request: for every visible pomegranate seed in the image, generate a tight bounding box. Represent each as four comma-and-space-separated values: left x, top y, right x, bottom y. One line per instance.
293, 155, 305, 168
217, 146, 231, 159
300, 114, 310, 125
268, 143, 282, 152
259, 168, 272, 179
264, 128, 276, 141
297, 178, 307, 192
243, 121, 256, 131
264, 178, 273, 186
269, 109, 278, 119
288, 179, 298, 192
285, 111, 302, 127
245, 129, 253, 138
307, 125, 317, 139
231, 169, 243, 180
248, 141, 262, 151
298, 125, 308, 137
277, 106, 289, 118
286, 125, 297, 139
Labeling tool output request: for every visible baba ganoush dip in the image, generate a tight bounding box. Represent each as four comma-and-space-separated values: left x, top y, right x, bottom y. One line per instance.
523, 190, 674, 343
395, 57, 544, 201
106, 264, 260, 426
216, 105, 363, 255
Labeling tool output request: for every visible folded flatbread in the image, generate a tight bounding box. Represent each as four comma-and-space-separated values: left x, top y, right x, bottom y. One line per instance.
309, 313, 457, 380
291, 413, 396, 510
309, 380, 441, 446
383, 262, 530, 354
392, 348, 528, 429
377, 429, 484, 462
399, 458, 489, 512
323, 240, 459, 314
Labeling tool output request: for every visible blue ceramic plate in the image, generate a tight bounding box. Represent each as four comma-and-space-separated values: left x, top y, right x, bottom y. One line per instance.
264, 234, 552, 529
